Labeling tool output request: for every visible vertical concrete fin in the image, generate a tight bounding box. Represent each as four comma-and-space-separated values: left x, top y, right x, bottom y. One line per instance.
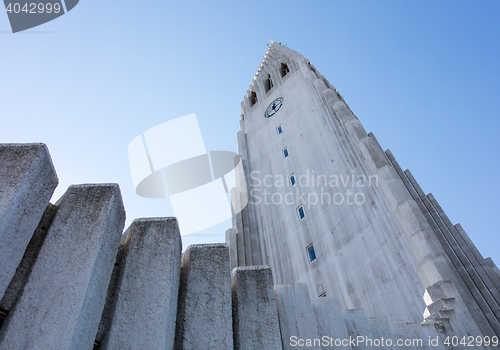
237, 130, 248, 162
385, 149, 419, 200
226, 228, 238, 271
454, 223, 485, 263
231, 187, 246, 267
363, 132, 390, 169
275, 284, 321, 350
241, 192, 253, 266
0, 203, 58, 327
403, 169, 426, 199
483, 257, 500, 292
97, 218, 181, 350
426, 194, 500, 326
430, 198, 500, 309
235, 232, 246, 266
0, 143, 58, 301
386, 153, 495, 331
231, 187, 240, 230
174, 244, 233, 349
420, 193, 500, 335
232, 266, 282, 349
0, 184, 125, 350
236, 130, 262, 266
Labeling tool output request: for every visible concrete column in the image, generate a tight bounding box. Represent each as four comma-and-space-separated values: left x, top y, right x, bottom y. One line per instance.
0, 144, 58, 300
232, 266, 282, 350
0, 203, 58, 327
275, 284, 321, 350
241, 193, 253, 266
231, 187, 246, 266
225, 228, 238, 271
312, 296, 350, 349
0, 184, 125, 350
237, 131, 263, 267
97, 218, 181, 350
175, 244, 232, 349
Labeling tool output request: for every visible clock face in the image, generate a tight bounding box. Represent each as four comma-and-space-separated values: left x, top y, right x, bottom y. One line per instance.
264, 97, 284, 118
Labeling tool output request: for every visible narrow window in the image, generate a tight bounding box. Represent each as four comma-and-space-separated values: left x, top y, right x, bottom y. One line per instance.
279, 63, 290, 77
289, 173, 296, 186
265, 74, 273, 92
277, 125, 283, 134
297, 205, 305, 220
306, 243, 316, 262
250, 91, 258, 106
282, 147, 289, 158
319, 292, 327, 297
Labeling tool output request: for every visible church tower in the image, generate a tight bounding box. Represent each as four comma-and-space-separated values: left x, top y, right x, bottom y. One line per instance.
227, 41, 500, 338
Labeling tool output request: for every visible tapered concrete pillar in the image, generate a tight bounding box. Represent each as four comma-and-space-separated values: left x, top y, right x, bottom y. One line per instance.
97, 218, 182, 349
174, 244, 232, 349
275, 284, 321, 350
232, 266, 282, 349
0, 184, 125, 350
0, 143, 58, 300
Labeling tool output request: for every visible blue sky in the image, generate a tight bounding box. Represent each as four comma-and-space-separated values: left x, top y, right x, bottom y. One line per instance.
1, 1, 499, 263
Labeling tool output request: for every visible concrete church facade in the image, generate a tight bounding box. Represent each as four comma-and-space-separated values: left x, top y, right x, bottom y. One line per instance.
0, 42, 499, 349
227, 41, 500, 339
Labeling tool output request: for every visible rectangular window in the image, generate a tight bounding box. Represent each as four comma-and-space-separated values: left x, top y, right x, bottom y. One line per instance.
297, 205, 305, 220
283, 147, 289, 158
289, 173, 296, 186
319, 292, 327, 297
277, 125, 283, 134
306, 244, 316, 262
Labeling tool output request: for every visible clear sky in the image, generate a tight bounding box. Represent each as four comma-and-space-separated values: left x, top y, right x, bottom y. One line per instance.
1, 1, 499, 263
